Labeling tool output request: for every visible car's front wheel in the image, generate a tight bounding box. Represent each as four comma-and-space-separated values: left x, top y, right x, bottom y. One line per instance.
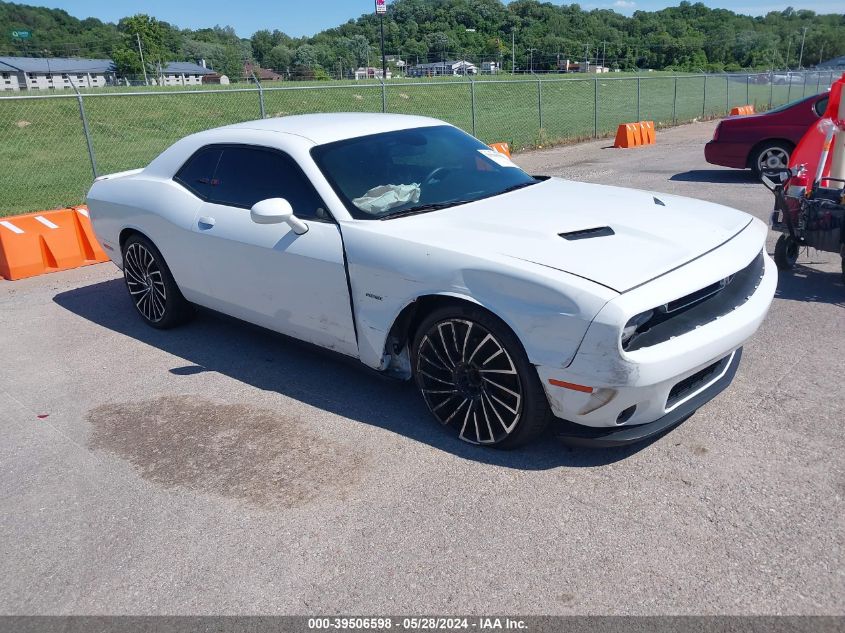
411, 305, 551, 448
122, 234, 194, 329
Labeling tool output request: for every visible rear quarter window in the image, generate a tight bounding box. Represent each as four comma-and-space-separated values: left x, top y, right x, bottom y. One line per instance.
174, 147, 223, 199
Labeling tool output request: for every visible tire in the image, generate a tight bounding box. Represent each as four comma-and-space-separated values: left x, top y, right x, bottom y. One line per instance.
410, 304, 551, 449
751, 141, 793, 178
121, 234, 194, 329
773, 234, 800, 270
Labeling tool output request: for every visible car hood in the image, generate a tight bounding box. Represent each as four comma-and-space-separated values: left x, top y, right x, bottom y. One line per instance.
371, 177, 752, 293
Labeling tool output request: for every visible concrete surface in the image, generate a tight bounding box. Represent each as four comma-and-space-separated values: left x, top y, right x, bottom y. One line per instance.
1, 120, 843, 615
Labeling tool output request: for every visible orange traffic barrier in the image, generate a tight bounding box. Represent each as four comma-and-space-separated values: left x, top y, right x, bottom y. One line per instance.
488, 142, 511, 157
614, 121, 655, 148
730, 105, 756, 116
0, 206, 108, 281
640, 120, 656, 145
613, 123, 639, 148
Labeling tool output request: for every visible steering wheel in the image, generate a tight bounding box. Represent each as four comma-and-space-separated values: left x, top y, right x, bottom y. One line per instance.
422, 166, 453, 186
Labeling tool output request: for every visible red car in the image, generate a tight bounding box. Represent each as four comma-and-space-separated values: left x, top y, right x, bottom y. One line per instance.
705, 92, 829, 177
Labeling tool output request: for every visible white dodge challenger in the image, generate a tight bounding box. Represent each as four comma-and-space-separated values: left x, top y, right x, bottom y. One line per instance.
86, 113, 777, 448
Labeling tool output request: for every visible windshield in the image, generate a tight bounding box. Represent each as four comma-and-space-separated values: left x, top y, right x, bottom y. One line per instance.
311, 125, 537, 220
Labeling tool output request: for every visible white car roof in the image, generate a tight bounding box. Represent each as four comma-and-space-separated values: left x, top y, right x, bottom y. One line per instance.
225, 112, 446, 145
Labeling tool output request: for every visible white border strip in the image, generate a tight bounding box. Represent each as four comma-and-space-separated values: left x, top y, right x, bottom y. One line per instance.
77, 208, 89, 217
34, 215, 59, 229
0, 220, 24, 234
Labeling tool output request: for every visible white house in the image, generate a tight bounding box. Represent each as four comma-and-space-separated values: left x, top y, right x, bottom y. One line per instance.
354, 67, 392, 80
481, 61, 499, 74
157, 61, 217, 86
409, 60, 478, 77
0, 57, 115, 91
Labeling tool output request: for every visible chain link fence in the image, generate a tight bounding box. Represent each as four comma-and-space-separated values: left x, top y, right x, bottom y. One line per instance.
0, 70, 838, 216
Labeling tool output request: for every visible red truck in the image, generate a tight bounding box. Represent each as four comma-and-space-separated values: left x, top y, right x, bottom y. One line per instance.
704, 92, 829, 177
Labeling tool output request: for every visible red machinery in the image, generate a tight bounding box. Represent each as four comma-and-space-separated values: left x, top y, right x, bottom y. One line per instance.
768, 73, 845, 282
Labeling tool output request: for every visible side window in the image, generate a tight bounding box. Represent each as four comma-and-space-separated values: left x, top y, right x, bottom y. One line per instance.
209, 147, 327, 220
814, 96, 829, 117
174, 147, 223, 199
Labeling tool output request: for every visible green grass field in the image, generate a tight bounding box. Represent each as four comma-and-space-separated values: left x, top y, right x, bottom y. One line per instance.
0, 73, 832, 216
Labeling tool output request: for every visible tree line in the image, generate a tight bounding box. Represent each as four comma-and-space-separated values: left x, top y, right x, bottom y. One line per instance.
1, 0, 843, 79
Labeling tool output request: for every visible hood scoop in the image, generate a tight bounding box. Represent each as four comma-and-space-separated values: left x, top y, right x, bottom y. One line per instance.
559, 226, 615, 241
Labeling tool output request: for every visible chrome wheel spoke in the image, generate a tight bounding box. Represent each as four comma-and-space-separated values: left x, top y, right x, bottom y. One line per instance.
124, 243, 167, 323
417, 318, 523, 444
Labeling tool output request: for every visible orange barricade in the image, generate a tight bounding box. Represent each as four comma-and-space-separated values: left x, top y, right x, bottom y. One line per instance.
730, 105, 756, 116
614, 123, 639, 148
640, 120, 656, 145
0, 206, 108, 281
488, 142, 512, 157
614, 121, 656, 148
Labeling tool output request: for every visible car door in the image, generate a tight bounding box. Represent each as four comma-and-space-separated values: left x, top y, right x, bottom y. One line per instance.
189, 144, 358, 357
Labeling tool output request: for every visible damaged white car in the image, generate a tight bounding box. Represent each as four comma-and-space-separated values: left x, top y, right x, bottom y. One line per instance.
86, 113, 777, 448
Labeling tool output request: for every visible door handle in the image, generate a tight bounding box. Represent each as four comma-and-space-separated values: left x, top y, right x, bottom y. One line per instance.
198, 216, 216, 228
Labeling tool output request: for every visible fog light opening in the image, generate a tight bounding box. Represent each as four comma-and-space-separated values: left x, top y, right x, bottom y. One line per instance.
616, 405, 636, 425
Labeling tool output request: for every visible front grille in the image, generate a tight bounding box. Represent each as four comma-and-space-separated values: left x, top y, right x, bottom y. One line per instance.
625, 252, 764, 352
666, 356, 729, 409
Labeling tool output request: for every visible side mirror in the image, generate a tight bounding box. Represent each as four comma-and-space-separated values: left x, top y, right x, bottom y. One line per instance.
250, 198, 308, 235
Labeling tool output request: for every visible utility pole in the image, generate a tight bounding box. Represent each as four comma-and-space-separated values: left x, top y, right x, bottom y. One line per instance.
797, 26, 809, 70
819, 43, 824, 66
379, 12, 387, 80
785, 37, 792, 70
527, 48, 536, 73
511, 31, 515, 74
136, 33, 148, 85
601, 41, 606, 69
584, 44, 590, 71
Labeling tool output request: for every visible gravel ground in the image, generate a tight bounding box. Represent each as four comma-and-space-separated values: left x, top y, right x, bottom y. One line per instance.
1, 120, 843, 615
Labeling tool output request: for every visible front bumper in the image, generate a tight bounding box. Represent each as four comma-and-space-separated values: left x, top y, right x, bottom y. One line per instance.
553, 348, 742, 447
535, 219, 776, 441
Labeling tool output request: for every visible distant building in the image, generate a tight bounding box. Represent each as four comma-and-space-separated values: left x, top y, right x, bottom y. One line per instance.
556, 59, 581, 73
409, 60, 477, 77
481, 61, 499, 74
354, 67, 392, 80
817, 56, 845, 70
243, 62, 283, 81
202, 73, 230, 85
587, 65, 610, 74
0, 56, 115, 91
158, 61, 216, 86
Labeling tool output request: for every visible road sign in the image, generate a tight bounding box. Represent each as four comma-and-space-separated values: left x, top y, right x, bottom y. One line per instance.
375, 0, 386, 14
11, 30, 32, 39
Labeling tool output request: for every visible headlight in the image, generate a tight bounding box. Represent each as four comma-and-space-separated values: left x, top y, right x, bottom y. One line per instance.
621, 310, 654, 347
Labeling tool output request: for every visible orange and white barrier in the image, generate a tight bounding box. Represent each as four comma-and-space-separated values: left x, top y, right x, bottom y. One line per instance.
730, 105, 756, 116
613, 121, 656, 148
488, 142, 512, 158
0, 206, 108, 281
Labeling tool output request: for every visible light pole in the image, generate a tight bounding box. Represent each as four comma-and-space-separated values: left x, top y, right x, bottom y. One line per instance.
379, 11, 387, 80
797, 26, 809, 70
511, 31, 515, 74
527, 48, 536, 74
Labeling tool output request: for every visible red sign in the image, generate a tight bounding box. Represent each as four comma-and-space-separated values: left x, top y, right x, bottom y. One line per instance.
375, 0, 386, 14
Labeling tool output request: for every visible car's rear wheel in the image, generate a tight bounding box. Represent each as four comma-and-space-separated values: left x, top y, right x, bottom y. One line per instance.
122, 234, 193, 329
411, 305, 551, 448
773, 234, 800, 270
751, 141, 792, 178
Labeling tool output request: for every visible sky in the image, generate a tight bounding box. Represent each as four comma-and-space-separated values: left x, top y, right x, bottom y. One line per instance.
27, 0, 845, 37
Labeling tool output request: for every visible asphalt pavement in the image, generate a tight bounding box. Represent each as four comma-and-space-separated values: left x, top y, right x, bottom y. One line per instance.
1, 120, 843, 615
